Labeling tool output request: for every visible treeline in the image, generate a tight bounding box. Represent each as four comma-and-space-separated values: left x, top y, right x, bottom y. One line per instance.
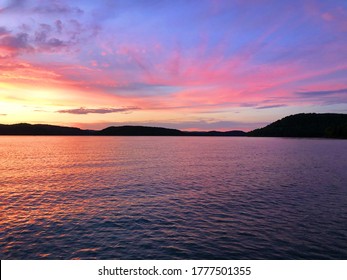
248, 113, 347, 139
2, 113, 347, 138
0, 123, 246, 136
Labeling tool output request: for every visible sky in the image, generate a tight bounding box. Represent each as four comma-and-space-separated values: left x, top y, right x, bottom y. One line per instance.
1, 0, 347, 131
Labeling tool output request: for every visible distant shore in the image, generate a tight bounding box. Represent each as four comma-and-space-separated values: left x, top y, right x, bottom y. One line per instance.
0, 123, 246, 137
1, 113, 347, 139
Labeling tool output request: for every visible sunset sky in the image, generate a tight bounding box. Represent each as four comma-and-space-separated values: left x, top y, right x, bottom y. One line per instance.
1, 0, 347, 131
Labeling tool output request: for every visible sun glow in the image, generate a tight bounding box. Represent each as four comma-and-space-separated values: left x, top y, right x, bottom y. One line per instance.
0, 0, 346, 130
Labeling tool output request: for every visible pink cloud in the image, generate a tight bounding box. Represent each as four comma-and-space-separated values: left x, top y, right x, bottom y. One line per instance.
56, 106, 140, 115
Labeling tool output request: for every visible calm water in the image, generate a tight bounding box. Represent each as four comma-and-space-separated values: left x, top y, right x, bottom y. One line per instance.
0, 136, 346, 259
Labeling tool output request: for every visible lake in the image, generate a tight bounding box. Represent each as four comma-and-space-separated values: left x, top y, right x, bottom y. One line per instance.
0, 136, 346, 259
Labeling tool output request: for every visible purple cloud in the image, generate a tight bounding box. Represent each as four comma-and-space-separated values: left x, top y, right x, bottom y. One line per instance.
32, 23, 72, 51
55, 20, 63, 34
0, 0, 83, 15
0, 19, 90, 55
0, 26, 10, 35
256, 104, 287, 109
32, 1, 83, 15
0, 0, 25, 13
296, 88, 347, 97
0, 32, 32, 50
56, 107, 140, 115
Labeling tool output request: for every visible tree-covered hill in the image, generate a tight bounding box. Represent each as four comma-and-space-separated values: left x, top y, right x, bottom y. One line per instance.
248, 113, 347, 139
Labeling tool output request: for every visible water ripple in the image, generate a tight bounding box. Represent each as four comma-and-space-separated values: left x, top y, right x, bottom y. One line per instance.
0, 136, 347, 259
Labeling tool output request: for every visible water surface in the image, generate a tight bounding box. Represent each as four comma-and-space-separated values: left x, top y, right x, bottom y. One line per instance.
0, 136, 346, 259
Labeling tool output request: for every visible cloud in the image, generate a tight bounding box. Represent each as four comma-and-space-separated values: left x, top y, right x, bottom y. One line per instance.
0, 0, 25, 13
55, 20, 63, 34
0, 26, 10, 35
0, 25, 70, 56
0, 113, 7, 116
32, 2, 83, 15
32, 22, 74, 52
45, 37, 67, 47
0, 14, 94, 56
0, 32, 32, 50
0, 0, 83, 15
56, 107, 140, 115
255, 104, 287, 109
296, 88, 347, 97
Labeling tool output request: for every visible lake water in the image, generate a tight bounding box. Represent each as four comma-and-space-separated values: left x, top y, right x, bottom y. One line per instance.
0, 136, 346, 259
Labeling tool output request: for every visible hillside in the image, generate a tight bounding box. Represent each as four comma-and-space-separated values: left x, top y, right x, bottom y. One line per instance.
2, 114, 347, 138
0, 123, 90, 135
248, 113, 347, 139
0, 123, 246, 136
98, 125, 184, 136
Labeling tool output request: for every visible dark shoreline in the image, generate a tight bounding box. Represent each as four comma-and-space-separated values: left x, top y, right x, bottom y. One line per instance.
1, 113, 347, 138
0, 123, 246, 137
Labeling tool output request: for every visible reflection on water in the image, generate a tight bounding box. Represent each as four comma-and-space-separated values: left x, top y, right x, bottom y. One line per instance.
0, 136, 347, 259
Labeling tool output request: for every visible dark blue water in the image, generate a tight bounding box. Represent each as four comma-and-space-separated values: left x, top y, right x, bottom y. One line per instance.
0, 136, 346, 259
